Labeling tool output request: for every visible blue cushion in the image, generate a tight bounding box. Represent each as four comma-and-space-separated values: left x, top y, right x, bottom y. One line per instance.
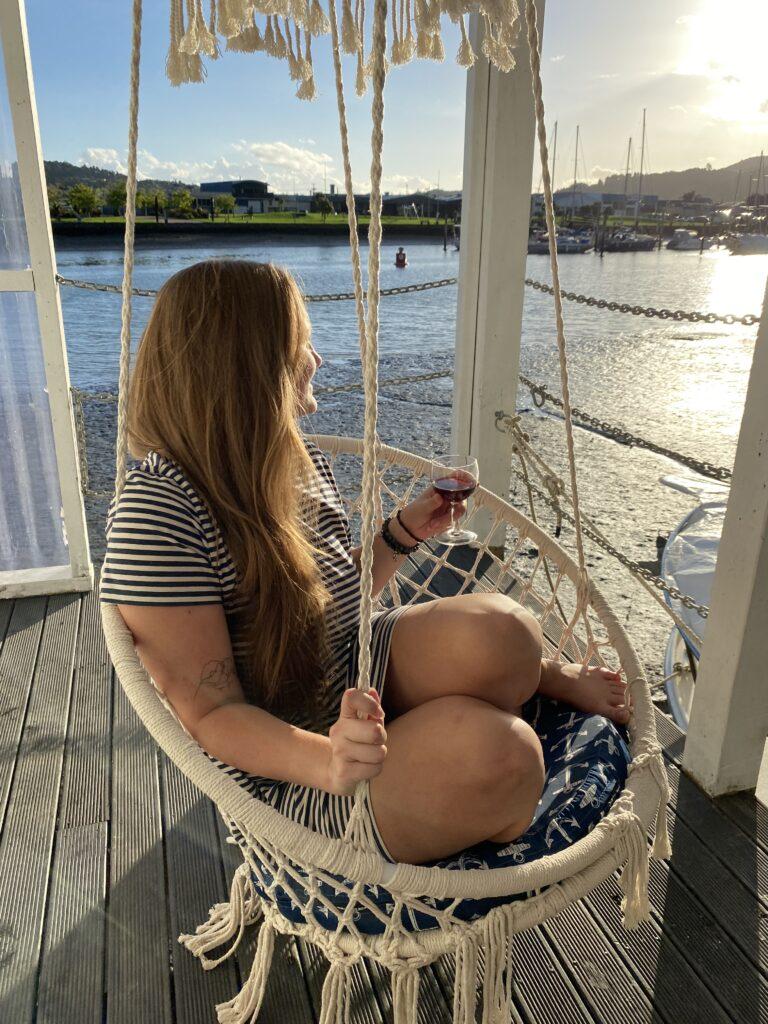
242, 696, 630, 934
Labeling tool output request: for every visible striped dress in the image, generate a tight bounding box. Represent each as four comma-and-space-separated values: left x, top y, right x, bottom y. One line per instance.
99, 439, 406, 860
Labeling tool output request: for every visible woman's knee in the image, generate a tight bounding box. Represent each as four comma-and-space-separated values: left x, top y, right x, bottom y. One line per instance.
477, 595, 543, 703
433, 695, 544, 798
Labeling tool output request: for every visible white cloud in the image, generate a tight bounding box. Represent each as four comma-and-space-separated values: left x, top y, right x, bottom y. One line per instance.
78, 140, 336, 192
78, 147, 126, 174
669, 104, 688, 114
675, 14, 698, 24
595, 73, 618, 80
550, 54, 565, 62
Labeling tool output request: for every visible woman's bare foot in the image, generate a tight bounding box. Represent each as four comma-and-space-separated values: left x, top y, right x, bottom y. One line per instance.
537, 659, 631, 725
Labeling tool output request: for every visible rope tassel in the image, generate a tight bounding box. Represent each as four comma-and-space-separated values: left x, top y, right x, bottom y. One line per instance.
318, 962, 354, 1024
452, 935, 478, 1024
615, 799, 652, 929
481, 909, 515, 1024
179, 864, 261, 968
215, 921, 275, 1024
392, 967, 420, 1024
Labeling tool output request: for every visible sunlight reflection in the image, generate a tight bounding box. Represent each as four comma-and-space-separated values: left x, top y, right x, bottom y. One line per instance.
705, 251, 768, 317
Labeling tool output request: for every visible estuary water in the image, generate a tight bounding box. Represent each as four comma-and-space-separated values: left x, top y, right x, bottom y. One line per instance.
56, 235, 768, 681
57, 235, 767, 470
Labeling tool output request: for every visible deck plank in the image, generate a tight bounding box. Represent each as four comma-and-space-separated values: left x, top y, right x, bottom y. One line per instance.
161, 760, 240, 1023
0, 594, 81, 1022
58, 587, 112, 828
36, 822, 108, 1024
0, 596, 47, 834
107, 675, 173, 1023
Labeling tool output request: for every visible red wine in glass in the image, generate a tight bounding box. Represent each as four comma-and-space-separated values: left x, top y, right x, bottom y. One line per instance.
433, 477, 478, 503
429, 455, 479, 546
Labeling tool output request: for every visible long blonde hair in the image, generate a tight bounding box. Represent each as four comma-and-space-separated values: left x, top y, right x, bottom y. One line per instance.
128, 260, 332, 721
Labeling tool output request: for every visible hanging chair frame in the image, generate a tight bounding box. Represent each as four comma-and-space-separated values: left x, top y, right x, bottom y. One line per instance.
101, 437, 667, 932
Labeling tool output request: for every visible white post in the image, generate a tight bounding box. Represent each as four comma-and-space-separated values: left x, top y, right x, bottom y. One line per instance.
452, 3, 544, 550
0, 0, 92, 596
683, 278, 768, 796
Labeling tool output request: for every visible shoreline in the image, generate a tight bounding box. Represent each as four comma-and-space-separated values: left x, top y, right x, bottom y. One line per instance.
52, 220, 452, 241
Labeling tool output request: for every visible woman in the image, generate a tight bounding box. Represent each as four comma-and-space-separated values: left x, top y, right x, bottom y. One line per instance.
100, 260, 629, 866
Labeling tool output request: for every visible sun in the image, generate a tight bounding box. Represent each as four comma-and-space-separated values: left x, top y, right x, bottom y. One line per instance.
676, 0, 768, 132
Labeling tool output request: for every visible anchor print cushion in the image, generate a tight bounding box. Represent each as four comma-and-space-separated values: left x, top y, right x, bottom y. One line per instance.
240, 695, 630, 934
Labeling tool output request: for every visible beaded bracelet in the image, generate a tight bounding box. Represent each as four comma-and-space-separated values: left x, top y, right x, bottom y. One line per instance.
380, 516, 419, 556
396, 508, 422, 545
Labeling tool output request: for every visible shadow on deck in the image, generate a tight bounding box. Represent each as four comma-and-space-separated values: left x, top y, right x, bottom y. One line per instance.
0, 563, 766, 1023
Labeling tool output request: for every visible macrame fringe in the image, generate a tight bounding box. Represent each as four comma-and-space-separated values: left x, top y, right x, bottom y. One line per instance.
215, 921, 275, 1024
630, 745, 673, 860
452, 934, 478, 1024
341, 0, 360, 54
318, 961, 354, 1024
392, 967, 420, 1024
179, 864, 262, 968
481, 909, 515, 1024
457, 15, 475, 67
615, 796, 652, 929
308, 0, 331, 34
226, 13, 265, 51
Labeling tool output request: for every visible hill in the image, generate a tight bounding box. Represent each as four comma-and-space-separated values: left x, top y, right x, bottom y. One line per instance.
591, 155, 764, 203
44, 160, 198, 196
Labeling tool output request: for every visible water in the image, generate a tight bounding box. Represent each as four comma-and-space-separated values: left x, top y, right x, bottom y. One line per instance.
56, 235, 767, 680
57, 236, 766, 471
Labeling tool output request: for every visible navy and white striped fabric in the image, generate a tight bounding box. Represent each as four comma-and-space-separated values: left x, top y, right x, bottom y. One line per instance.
100, 439, 407, 855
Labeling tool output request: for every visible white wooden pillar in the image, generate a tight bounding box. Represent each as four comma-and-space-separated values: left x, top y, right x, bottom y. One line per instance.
0, 0, 92, 597
452, 3, 544, 548
683, 277, 768, 795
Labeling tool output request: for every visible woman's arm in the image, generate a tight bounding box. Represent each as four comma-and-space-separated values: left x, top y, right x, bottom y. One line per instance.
117, 602, 332, 790
350, 487, 464, 597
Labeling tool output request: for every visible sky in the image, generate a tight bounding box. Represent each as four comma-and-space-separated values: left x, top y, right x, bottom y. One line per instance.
24, 0, 768, 195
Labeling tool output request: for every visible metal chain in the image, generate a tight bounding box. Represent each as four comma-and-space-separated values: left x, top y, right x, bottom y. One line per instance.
54, 272, 460, 303
56, 271, 761, 323
71, 376, 711, 617
524, 278, 760, 326
518, 376, 733, 482
509, 463, 710, 618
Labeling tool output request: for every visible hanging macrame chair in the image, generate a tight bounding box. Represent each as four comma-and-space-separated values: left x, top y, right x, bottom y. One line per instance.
100, 1, 671, 1021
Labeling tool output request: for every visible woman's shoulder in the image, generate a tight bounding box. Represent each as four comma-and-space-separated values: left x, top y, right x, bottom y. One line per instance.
107, 451, 214, 542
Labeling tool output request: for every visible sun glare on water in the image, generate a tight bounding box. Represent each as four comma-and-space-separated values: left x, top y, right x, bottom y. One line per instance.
676, 1, 768, 132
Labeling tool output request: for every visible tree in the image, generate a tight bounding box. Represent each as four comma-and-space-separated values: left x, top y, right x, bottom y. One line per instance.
105, 182, 127, 214
135, 189, 152, 214
47, 184, 65, 219
315, 194, 334, 222
214, 193, 236, 220
170, 188, 195, 217
67, 183, 99, 219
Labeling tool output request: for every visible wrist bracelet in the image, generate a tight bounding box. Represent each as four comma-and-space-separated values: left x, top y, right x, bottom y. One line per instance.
396, 508, 423, 545
381, 516, 419, 556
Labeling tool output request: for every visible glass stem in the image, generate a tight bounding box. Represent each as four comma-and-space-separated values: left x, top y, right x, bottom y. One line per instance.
450, 502, 457, 536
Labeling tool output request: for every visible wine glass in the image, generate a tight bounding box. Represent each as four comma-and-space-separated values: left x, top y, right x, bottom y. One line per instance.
430, 454, 479, 546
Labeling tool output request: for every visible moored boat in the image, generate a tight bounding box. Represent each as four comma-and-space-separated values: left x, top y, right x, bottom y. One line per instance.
667, 229, 711, 251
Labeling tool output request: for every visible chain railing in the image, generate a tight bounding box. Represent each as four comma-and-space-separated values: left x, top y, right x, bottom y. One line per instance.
56, 271, 761, 324
522, 278, 761, 326
517, 376, 733, 482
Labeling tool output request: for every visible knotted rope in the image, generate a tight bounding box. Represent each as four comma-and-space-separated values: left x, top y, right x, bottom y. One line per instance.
115, 0, 143, 497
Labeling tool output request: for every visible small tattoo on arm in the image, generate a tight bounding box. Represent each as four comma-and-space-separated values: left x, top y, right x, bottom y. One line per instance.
196, 658, 237, 696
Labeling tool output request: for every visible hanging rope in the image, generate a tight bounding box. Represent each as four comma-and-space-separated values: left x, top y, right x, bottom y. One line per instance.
115, 0, 143, 496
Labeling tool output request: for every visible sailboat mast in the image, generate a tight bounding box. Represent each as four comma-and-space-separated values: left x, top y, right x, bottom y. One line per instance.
551, 121, 558, 194
635, 108, 646, 230
571, 124, 580, 221
756, 151, 764, 205
622, 137, 632, 228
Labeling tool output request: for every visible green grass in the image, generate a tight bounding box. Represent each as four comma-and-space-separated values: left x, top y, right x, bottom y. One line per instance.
61, 213, 454, 227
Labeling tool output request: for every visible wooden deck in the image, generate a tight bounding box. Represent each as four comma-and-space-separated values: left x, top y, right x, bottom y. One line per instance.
1, 575, 767, 1023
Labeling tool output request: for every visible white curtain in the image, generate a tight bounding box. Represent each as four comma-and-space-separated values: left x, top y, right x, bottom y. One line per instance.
0, 57, 68, 574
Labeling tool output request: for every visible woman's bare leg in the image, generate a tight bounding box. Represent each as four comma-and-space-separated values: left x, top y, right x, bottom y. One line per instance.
369, 695, 545, 864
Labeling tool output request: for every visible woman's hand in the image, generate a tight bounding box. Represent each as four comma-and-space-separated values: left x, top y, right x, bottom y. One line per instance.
399, 483, 468, 542
325, 688, 387, 797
